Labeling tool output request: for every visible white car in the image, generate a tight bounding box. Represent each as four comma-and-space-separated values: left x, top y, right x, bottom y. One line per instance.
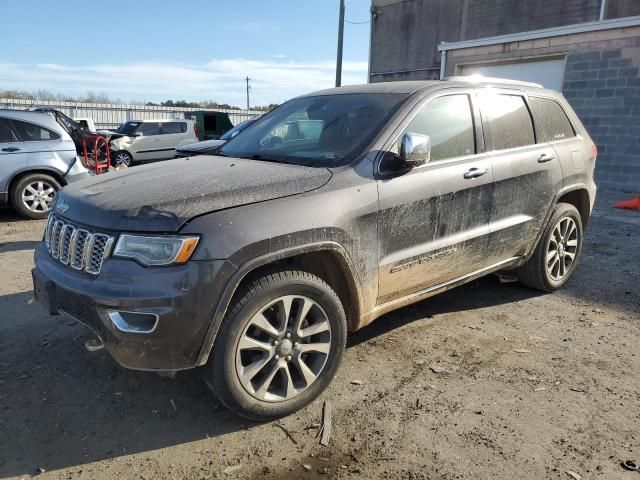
109, 119, 198, 166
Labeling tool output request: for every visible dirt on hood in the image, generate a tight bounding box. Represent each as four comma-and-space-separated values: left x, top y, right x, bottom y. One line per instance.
54, 156, 333, 232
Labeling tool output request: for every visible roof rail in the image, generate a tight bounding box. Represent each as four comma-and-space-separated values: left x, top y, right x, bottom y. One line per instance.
447, 75, 544, 88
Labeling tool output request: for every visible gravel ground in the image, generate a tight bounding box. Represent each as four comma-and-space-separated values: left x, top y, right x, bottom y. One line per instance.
0, 188, 639, 480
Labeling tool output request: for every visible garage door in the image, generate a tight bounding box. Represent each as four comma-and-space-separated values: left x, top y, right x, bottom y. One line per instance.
460, 58, 566, 91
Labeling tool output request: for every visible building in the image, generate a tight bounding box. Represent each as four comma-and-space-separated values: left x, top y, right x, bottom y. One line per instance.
369, 0, 640, 190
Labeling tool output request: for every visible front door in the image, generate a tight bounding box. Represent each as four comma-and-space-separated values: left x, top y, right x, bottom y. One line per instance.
376, 91, 494, 305
134, 122, 162, 161
476, 89, 564, 264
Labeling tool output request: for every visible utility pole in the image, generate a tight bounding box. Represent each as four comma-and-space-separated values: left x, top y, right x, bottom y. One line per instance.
245, 76, 250, 111
335, 0, 345, 87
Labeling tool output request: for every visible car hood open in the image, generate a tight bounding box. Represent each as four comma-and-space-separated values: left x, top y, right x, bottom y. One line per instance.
55, 155, 332, 232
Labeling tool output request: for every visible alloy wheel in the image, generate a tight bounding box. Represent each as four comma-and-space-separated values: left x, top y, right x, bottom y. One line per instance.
114, 152, 131, 167
235, 295, 332, 402
546, 216, 579, 281
21, 180, 56, 213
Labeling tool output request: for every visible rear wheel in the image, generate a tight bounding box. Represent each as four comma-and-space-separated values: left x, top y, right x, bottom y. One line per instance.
517, 202, 583, 292
206, 270, 347, 420
11, 173, 61, 219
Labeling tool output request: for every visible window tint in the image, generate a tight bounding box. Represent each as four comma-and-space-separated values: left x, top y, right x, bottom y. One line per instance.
11, 119, 60, 141
162, 122, 186, 134
399, 94, 475, 161
0, 119, 18, 143
481, 94, 535, 150
530, 97, 575, 142
139, 122, 161, 136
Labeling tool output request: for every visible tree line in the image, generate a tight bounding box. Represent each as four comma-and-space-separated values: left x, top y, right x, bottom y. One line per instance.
0, 89, 279, 111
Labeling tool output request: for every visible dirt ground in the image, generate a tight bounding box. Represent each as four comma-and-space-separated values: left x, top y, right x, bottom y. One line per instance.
1, 188, 639, 480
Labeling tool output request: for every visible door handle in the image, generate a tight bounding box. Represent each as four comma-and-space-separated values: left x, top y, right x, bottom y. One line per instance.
463, 167, 488, 179
1, 147, 20, 152
538, 153, 555, 163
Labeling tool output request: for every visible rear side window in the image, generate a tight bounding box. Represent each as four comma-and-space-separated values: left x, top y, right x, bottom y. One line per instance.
0, 119, 19, 143
139, 122, 161, 136
162, 122, 187, 134
530, 97, 575, 142
399, 94, 476, 161
10, 119, 60, 141
481, 94, 535, 150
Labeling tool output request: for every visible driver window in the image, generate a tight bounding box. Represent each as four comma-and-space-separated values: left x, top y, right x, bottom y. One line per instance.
397, 94, 476, 162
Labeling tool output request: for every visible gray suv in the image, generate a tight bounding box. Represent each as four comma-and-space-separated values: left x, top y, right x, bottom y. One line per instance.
0, 110, 89, 219
32, 79, 596, 420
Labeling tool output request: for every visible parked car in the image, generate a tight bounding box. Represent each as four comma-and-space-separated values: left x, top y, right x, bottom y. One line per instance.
174, 117, 259, 158
0, 110, 89, 219
108, 119, 198, 166
73, 117, 97, 133
32, 78, 596, 420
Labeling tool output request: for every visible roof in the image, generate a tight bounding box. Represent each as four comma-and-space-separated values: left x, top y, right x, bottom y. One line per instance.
303, 77, 553, 98
0, 109, 65, 130
303, 81, 443, 97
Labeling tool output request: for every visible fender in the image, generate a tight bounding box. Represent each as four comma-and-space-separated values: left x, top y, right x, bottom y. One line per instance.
4, 166, 68, 196
195, 241, 363, 366
519, 182, 592, 265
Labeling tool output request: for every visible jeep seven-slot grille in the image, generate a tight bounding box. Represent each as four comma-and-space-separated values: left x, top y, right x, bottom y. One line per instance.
44, 214, 114, 275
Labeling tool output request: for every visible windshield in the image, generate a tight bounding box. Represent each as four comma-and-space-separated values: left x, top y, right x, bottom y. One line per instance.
116, 121, 141, 135
220, 118, 256, 141
219, 93, 407, 167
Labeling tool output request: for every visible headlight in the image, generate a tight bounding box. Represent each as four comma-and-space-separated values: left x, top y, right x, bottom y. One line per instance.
113, 234, 199, 266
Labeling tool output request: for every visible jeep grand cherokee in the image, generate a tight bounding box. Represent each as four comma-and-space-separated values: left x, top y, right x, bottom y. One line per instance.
32, 78, 596, 420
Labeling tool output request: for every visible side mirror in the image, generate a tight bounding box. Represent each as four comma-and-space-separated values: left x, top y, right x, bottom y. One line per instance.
399, 132, 431, 168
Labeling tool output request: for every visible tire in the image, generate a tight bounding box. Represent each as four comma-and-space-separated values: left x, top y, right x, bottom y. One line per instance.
111, 150, 132, 168
207, 270, 347, 421
517, 202, 583, 292
11, 173, 61, 220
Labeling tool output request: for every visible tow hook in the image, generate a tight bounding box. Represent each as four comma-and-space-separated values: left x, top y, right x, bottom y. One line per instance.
84, 337, 104, 352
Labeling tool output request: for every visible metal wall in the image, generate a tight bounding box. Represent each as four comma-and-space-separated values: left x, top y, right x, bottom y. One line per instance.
0, 98, 263, 130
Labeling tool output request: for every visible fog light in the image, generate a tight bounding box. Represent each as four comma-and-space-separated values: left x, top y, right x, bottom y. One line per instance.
107, 310, 159, 334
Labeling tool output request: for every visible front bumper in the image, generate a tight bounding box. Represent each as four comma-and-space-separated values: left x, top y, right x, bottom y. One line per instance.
33, 242, 226, 371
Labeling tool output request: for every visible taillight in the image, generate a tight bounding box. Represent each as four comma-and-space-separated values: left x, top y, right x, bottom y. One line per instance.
591, 144, 598, 160
194, 124, 199, 139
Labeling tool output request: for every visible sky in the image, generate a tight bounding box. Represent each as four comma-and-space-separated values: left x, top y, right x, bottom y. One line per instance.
0, 0, 371, 107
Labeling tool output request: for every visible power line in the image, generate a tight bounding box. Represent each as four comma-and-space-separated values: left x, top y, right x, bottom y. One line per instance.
345, 19, 370, 24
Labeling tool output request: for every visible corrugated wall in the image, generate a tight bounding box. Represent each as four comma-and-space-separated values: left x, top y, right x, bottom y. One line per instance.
0, 98, 263, 130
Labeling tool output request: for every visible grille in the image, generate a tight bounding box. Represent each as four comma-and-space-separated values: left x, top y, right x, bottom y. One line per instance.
45, 214, 114, 275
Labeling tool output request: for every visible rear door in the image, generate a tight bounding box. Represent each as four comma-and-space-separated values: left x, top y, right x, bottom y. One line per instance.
478, 89, 564, 263
0, 118, 27, 194
159, 121, 188, 157
376, 90, 494, 305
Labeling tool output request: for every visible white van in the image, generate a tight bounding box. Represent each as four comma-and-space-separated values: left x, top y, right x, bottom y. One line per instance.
108, 119, 198, 166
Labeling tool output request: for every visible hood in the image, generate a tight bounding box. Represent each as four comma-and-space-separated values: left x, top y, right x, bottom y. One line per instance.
56, 155, 332, 232
178, 139, 225, 153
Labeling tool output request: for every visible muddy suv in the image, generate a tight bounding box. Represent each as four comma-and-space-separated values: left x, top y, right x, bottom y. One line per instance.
32, 78, 596, 420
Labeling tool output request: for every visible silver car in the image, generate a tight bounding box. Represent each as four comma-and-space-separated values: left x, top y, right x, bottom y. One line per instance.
0, 110, 89, 219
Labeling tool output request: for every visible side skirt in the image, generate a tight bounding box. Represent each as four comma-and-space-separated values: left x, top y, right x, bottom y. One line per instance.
359, 256, 523, 328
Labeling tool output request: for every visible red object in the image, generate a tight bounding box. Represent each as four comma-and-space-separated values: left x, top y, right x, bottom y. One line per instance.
82, 135, 111, 174
614, 196, 640, 211
591, 143, 598, 160
194, 123, 199, 139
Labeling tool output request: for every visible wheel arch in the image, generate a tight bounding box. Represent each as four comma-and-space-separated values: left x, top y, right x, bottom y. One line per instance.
557, 187, 591, 229
196, 242, 363, 367
7, 168, 66, 204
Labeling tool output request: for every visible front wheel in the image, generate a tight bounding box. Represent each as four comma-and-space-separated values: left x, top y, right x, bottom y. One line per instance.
207, 270, 347, 420
111, 150, 132, 168
517, 202, 583, 292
